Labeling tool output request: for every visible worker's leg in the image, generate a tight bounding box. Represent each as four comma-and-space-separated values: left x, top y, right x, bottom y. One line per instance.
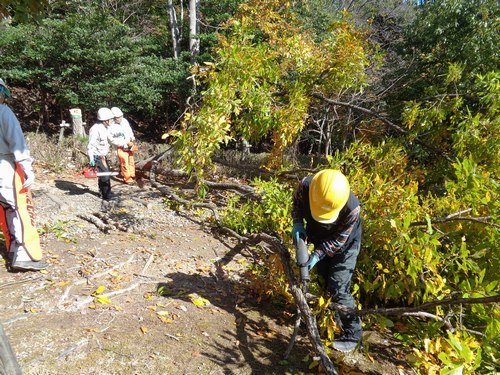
95, 156, 112, 199
127, 151, 135, 180
0, 159, 45, 269
117, 148, 130, 183
326, 239, 362, 334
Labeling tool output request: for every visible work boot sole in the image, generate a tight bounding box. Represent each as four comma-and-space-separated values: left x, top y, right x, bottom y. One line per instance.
10, 261, 49, 272
332, 339, 363, 353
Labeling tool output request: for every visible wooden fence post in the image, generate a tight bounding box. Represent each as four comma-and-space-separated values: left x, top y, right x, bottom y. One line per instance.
69, 108, 86, 137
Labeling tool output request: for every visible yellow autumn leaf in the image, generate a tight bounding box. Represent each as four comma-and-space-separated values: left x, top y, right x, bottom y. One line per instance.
140, 326, 148, 334
189, 293, 210, 307
158, 316, 173, 324
318, 296, 325, 308
95, 295, 111, 305
94, 285, 105, 295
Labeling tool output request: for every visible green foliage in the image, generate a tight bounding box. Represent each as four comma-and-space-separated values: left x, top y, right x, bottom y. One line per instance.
403, 0, 499, 89
41, 220, 78, 243
172, 0, 370, 179
0, 0, 48, 22
0, 11, 191, 133
220, 178, 293, 236
217, 131, 497, 371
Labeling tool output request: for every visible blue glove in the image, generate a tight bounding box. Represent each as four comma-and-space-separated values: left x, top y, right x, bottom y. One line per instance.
89, 158, 96, 167
306, 253, 320, 271
291, 222, 306, 242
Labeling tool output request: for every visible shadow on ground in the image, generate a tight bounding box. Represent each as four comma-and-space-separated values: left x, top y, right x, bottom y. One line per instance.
54, 179, 95, 196
157, 270, 311, 374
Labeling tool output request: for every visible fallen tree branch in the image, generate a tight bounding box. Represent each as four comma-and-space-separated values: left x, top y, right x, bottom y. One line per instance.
134, 145, 174, 171
317, 295, 500, 317
77, 213, 112, 233
410, 215, 499, 229
93, 212, 129, 232
57, 254, 136, 310
66, 254, 154, 312
148, 163, 259, 199
246, 233, 338, 374
150, 174, 220, 221
0, 276, 43, 291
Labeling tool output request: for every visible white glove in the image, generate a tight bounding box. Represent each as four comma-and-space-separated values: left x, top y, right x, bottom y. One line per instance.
23, 168, 35, 188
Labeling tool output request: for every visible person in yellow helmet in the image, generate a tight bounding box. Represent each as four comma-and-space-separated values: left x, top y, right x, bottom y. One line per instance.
291, 169, 362, 352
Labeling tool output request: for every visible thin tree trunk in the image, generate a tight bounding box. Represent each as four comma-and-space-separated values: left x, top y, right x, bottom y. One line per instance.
168, 0, 181, 59
189, 0, 200, 63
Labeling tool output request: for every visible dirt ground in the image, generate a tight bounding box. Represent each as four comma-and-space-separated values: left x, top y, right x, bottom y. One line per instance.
0, 170, 415, 375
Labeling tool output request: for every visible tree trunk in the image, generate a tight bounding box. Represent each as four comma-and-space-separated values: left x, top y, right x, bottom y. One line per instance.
167, 0, 181, 59
189, 0, 200, 63
69, 108, 86, 137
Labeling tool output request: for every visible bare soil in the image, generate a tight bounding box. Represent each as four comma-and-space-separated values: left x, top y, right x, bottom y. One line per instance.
1, 171, 415, 375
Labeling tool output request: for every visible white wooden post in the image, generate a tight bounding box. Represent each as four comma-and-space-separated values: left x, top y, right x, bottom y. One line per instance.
69, 108, 86, 137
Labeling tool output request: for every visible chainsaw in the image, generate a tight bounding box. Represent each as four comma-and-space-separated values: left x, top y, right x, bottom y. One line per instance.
284, 234, 311, 359
81, 166, 119, 178
294, 235, 310, 288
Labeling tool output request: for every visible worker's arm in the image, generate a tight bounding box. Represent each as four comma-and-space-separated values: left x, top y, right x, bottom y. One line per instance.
2, 106, 34, 187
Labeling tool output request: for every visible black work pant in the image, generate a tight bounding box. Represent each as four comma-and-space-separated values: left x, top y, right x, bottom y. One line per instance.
316, 237, 362, 335
94, 156, 111, 200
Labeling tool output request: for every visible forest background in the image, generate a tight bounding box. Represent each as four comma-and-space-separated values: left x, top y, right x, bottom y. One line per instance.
0, 0, 498, 374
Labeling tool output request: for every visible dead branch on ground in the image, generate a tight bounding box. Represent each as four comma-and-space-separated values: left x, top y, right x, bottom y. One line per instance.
64, 253, 155, 312
57, 254, 136, 311
134, 145, 174, 171
77, 213, 112, 233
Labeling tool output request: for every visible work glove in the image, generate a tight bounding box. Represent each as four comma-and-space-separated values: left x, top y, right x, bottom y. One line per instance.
89, 158, 96, 167
305, 253, 320, 271
291, 222, 306, 242
23, 169, 35, 189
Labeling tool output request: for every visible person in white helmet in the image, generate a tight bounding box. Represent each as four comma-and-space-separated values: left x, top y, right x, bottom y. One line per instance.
108, 107, 136, 184
87, 108, 114, 200
0, 79, 48, 271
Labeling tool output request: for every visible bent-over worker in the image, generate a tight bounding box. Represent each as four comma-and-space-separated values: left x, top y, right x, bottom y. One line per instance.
291, 169, 362, 352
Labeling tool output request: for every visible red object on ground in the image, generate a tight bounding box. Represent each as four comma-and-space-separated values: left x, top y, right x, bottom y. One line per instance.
82, 166, 97, 178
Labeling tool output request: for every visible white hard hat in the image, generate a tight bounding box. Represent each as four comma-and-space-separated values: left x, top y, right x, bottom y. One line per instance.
97, 107, 114, 121
111, 107, 123, 117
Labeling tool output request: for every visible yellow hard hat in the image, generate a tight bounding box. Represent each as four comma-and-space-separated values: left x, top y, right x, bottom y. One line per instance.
309, 169, 350, 224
